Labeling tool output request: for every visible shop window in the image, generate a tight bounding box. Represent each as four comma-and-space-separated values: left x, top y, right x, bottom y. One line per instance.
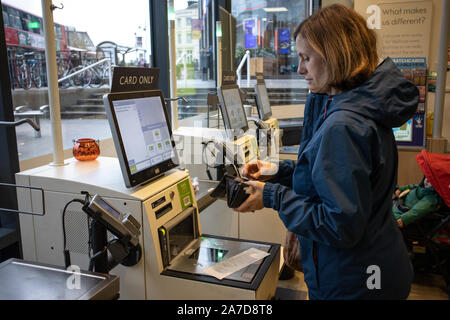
170, 0, 217, 126
231, 0, 308, 78
3, 0, 151, 163
3, 11, 9, 27
170, 0, 309, 127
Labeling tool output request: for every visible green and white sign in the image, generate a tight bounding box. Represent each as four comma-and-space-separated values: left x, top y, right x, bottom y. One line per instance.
177, 179, 193, 210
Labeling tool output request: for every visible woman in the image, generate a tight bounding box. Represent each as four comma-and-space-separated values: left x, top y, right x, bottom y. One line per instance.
236, 4, 418, 299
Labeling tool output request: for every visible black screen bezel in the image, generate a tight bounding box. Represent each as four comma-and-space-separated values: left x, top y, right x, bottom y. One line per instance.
105, 90, 179, 188
254, 83, 272, 121
217, 84, 249, 137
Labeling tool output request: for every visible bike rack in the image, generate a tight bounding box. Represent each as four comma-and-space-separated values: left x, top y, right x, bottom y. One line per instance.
14, 53, 43, 90
0, 118, 40, 132
58, 58, 113, 87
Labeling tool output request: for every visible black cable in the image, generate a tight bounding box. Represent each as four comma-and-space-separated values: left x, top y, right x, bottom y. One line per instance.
62, 198, 87, 268
88, 237, 120, 272
87, 216, 93, 271
202, 140, 217, 180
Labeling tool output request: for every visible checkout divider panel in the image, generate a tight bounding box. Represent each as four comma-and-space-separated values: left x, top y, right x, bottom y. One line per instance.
16, 174, 37, 261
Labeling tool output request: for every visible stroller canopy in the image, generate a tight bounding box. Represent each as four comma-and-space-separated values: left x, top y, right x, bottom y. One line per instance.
415, 149, 450, 207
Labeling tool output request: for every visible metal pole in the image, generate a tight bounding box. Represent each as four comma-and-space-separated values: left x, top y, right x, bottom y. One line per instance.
432, 0, 449, 139
168, 0, 178, 130
183, 52, 187, 88
236, 50, 250, 88
108, 58, 112, 88
247, 51, 250, 87
41, 0, 65, 166
216, 21, 222, 88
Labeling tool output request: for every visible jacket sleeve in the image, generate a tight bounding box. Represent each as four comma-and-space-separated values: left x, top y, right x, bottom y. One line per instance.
399, 184, 418, 192
263, 124, 373, 249
268, 160, 295, 188
400, 194, 440, 226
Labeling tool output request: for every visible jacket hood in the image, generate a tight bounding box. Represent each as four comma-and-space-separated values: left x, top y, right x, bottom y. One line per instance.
328, 58, 419, 128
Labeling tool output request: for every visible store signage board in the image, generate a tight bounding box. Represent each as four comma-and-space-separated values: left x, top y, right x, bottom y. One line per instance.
111, 67, 159, 93
354, 0, 432, 61
355, 1, 431, 148
391, 57, 427, 148
222, 70, 237, 86
28, 22, 40, 29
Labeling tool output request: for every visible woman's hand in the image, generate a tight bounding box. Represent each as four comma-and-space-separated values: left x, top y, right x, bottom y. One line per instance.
392, 188, 401, 199
397, 218, 404, 228
233, 180, 265, 213
242, 160, 278, 181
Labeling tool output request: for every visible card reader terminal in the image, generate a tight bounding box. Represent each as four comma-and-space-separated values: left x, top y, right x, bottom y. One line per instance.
83, 194, 141, 247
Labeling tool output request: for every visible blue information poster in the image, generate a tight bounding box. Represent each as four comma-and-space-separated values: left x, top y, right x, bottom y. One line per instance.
245, 19, 256, 49
279, 29, 290, 54
391, 57, 427, 148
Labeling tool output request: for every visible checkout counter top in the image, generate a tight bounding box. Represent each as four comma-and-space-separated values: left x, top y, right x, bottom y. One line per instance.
0, 258, 119, 300
195, 179, 220, 213
277, 118, 303, 128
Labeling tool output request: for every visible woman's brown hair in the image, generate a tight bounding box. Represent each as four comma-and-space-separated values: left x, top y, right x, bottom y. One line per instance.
294, 4, 379, 91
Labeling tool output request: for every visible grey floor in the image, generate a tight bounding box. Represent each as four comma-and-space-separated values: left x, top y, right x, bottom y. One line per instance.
276, 269, 449, 300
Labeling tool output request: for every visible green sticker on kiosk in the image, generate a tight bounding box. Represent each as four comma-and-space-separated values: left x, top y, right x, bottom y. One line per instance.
250, 138, 258, 158
177, 179, 193, 210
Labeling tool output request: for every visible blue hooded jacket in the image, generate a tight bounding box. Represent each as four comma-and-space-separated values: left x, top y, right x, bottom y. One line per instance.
263, 58, 418, 299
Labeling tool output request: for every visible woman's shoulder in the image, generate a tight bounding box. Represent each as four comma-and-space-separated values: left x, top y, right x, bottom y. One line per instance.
322, 109, 376, 137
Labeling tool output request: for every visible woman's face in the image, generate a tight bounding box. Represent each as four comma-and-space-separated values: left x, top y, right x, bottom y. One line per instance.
296, 36, 330, 94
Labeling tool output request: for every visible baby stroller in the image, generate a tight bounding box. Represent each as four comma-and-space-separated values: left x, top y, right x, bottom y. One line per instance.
399, 150, 450, 294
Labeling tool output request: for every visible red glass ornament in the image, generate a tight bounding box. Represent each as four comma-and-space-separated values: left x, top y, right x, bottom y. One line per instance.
73, 138, 100, 161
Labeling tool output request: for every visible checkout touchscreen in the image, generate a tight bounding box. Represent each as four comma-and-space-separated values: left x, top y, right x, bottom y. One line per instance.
104, 90, 178, 188
218, 86, 249, 138
255, 83, 272, 121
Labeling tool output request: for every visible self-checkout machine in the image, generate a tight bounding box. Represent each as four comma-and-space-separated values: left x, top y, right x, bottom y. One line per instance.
174, 71, 259, 177
251, 73, 299, 161
174, 72, 286, 247
173, 72, 258, 242
253, 73, 281, 141
16, 67, 280, 300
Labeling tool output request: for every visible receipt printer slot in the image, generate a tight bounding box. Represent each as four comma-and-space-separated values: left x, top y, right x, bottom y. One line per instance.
155, 203, 172, 219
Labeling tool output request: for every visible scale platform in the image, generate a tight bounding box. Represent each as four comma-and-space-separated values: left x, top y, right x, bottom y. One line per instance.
163, 235, 279, 290
0, 258, 119, 300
